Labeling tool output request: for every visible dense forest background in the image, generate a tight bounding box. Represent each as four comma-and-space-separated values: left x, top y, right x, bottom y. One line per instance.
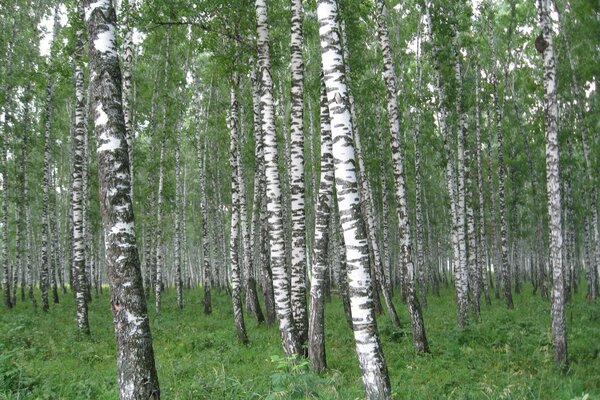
1, 0, 599, 398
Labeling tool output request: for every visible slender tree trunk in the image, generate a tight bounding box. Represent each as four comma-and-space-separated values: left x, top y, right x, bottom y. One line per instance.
489, 24, 514, 309
236, 96, 265, 325
154, 140, 165, 313
255, 0, 300, 356
289, 0, 308, 351
553, 0, 599, 302
375, 0, 428, 350
83, 1, 160, 397
537, 0, 567, 370
1, 14, 16, 310
475, 70, 491, 306
317, 1, 392, 397
73, 13, 91, 332
346, 6, 401, 330
250, 65, 276, 324
40, 72, 55, 312
121, 0, 136, 200
175, 112, 183, 310
308, 77, 333, 373
229, 74, 249, 344
453, 32, 470, 326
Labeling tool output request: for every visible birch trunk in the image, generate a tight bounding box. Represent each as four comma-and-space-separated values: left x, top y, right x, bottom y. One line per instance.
475, 70, 492, 306
344, 8, 401, 330
537, 0, 567, 369
308, 77, 333, 373
289, 0, 308, 350
317, 1, 392, 397
175, 112, 183, 309
375, 0, 428, 350
83, 1, 160, 397
255, 0, 300, 356
229, 75, 249, 344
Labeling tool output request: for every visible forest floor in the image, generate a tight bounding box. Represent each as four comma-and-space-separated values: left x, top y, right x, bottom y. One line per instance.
1, 282, 599, 399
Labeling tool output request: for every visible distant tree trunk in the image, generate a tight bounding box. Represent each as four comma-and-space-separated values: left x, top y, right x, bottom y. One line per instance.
255, 0, 300, 356
453, 32, 470, 327
375, 0, 428, 351
195, 85, 213, 315
475, 69, 491, 306
229, 74, 249, 344
308, 77, 333, 373
537, 0, 567, 370
553, 0, 599, 302
175, 112, 183, 310
489, 23, 514, 309
1, 14, 16, 310
154, 33, 170, 314
83, 1, 160, 398
155, 140, 165, 313
121, 0, 136, 200
289, 0, 308, 351
317, 1, 392, 398
41, 73, 55, 312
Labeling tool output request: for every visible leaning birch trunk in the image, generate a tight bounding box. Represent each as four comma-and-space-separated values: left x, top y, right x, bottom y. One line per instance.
82, 1, 160, 398
317, 1, 392, 397
229, 74, 249, 344
255, 0, 300, 356
289, 0, 308, 351
73, 7, 90, 333
250, 65, 277, 324
308, 77, 334, 373
375, 0, 428, 351
236, 99, 265, 325
340, 12, 401, 330
537, 0, 567, 370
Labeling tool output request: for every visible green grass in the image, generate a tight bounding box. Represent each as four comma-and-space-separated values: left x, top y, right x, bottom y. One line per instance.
1, 283, 599, 399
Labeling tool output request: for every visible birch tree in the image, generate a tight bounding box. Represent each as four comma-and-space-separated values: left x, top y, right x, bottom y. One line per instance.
255, 0, 300, 357
82, 0, 160, 398
375, 0, 428, 350
537, 0, 567, 369
317, 0, 392, 397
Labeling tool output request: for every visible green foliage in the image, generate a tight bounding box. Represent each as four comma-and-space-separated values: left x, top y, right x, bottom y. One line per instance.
266, 355, 337, 399
1, 286, 599, 399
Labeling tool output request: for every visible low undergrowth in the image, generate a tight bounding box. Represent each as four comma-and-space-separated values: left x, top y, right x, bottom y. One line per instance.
1, 283, 599, 399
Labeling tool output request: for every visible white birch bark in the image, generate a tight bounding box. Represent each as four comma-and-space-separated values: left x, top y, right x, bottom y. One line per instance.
289, 0, 308, 350
317, 0, 392, 397
375, 0, 428, 350
83, 0, 160, 397
308, 78, 333, 373
229, 75, 249, 344
537, 0, 567, 369
73, 10, 91, 332
255, 0, 300, 356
